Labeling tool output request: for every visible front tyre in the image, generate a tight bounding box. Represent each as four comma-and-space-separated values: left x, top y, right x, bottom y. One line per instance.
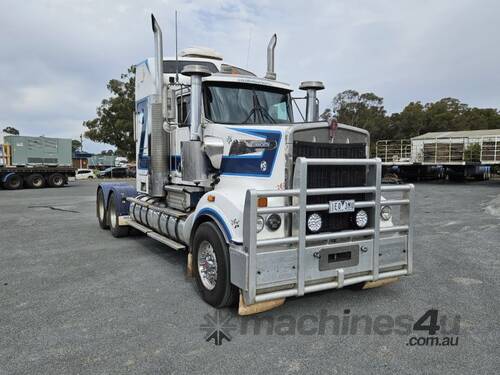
192, 222, 238, 308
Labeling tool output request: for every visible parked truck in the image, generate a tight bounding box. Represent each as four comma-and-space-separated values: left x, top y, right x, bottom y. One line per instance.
1, 135, 75, 189
96, 15, 415, 314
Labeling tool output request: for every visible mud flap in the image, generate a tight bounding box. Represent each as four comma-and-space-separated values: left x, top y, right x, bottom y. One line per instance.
238, 293, 285, 316
186, 252, 193, 278
362, 276, 399, 289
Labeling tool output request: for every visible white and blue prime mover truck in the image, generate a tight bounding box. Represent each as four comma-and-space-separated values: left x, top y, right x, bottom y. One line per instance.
96, 15, 415, 315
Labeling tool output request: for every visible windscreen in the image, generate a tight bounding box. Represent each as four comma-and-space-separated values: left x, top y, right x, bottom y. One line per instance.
204, 82, 292, 124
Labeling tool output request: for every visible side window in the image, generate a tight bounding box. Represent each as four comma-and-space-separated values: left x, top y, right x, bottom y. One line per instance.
177, 95, 190, 126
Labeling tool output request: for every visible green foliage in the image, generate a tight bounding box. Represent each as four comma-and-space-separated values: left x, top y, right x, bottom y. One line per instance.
463, 143, 481, 162
331, 90, 389, 142
84, 66, 136, 160
2, 126, 19, 135
327, 92, 500, 145
72, 139, 82, 152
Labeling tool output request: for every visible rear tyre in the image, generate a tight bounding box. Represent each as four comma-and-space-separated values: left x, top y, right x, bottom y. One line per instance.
4, 174, 23, 190
48, 173, 65, 187
97, 188, 109, 229
26, 174, 45, 189
107, 193, 129, 238
192, 221, 238, 308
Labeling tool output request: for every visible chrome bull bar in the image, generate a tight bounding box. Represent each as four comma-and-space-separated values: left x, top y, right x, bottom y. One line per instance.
239, 157, 415, 305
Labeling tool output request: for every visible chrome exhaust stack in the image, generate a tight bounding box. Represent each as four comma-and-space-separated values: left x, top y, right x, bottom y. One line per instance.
181, 65, 212, 141
152, 15, 164, 99
181, 65, 212, 182
265, 34, 277, 80
299, 81, 325, 122
150, 14, 169, 197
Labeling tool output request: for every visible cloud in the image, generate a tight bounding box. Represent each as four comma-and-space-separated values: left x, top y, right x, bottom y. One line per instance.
0, 0, 498, 152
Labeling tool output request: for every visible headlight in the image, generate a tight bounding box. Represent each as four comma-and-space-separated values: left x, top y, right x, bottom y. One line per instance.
355, 209, 368, 228
256, 216, 265, 233
307, 213, 322, 232
265, 214, 281, 231
380, 206, 392, 221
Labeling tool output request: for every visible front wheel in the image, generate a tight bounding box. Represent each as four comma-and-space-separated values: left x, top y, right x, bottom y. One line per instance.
192, 222, 238, 308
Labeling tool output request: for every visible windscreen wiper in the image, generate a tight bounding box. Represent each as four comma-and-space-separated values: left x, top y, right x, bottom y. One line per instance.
243, 91, 276, 124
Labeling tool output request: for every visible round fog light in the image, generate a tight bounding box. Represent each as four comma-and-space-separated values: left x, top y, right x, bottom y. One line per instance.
307, 213, 322, 232
256, 216, 265, 233
381, 206, 392, 221
266, 214, 281, 231
355, 209, 368, 228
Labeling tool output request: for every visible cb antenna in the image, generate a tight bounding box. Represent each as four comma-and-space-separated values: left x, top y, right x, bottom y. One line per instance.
175, 10, 179, 82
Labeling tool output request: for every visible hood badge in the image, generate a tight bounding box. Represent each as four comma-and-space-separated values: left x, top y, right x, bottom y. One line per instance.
260, 160, 268, 172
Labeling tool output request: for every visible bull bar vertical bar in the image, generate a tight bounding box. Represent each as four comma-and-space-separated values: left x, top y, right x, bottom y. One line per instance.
296, 158, 308, 296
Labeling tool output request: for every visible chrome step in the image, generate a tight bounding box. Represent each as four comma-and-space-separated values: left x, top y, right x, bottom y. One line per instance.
127, 219, 186, 251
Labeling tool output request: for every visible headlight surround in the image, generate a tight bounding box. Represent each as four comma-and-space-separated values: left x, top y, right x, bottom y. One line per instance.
256, 215, 265, 233
307, 213, 322, 232
355, 209, 368, 228
265, 214, 281, 231
380, 205, 392, 221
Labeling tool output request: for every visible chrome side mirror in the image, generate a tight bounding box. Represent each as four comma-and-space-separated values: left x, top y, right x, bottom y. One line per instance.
203, 136, 224, 169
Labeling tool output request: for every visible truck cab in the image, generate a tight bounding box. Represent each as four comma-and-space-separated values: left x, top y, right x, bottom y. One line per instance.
97, 15, 414, 314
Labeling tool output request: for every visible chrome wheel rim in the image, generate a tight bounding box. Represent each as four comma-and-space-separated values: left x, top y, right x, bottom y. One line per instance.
197, 240, 217, 290
109, 202, 117, 228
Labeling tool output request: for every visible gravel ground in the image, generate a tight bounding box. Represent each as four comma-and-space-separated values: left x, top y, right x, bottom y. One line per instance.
0, 179, 499, 374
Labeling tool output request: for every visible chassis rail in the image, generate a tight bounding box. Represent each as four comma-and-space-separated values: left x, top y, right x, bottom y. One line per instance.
239, 157, 415, 304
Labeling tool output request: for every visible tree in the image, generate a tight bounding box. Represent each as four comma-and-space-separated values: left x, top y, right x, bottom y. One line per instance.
72, 139, 82, 153
389, 102, 426, 139
328, 91, 500, 143
84, 66, 135, 159
332, 90, 389, 143
3, 126, 19, 135
100, 149, 115, 156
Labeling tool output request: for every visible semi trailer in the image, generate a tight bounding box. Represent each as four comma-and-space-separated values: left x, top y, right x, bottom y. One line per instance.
1, 135, 75, 190
97, 15, 415, 314
376, 130, 500, 181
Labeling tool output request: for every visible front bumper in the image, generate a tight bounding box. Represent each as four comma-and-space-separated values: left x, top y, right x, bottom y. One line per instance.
230, 157, 415, 305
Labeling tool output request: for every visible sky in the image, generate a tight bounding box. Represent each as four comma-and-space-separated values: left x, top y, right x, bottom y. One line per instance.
1, 0, 499, 153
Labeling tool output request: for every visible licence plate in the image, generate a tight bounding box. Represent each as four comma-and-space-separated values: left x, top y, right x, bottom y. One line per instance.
329, 199, 355, 213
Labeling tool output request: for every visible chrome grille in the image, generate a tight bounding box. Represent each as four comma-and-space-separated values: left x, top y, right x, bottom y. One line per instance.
293, 141, 367, 232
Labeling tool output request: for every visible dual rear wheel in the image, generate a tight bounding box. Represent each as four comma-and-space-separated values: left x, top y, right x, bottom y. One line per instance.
96, 189, 129, 237
26, 174, 45, 188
